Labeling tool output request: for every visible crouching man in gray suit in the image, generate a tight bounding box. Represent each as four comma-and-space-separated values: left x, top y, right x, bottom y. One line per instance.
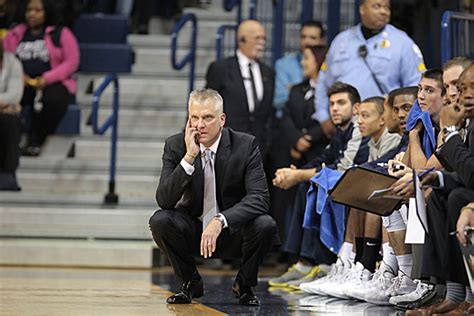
149, 89, 279, 306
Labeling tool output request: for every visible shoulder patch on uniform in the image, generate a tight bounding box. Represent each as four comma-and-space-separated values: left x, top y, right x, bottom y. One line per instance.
412, 44, 423, 59
320, 62, 327, 71
418, 63, 426, 72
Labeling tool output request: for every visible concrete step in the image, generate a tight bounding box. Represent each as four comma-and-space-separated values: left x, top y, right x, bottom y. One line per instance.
74, 139, 164, 163
0, 191, 156, 209
77, 77, 205, 107
15, 172, 157, 198
131, 47, 214, 76
76, 90, 187, 111
0, 206, 154, 240
79, 124, 177, 141
84, 108, 187, 130
19, 136, 163, 171
0, 239, 154, 268
131, 19, 237, 49
20, 157, 161, 175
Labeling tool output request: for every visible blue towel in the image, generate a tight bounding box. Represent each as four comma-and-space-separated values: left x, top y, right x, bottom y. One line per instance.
303, 167, 345, 254
406, 100, 436, 158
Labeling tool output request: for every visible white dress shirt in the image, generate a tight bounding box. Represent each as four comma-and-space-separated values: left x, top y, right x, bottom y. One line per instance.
236, 49, 263, 113
179, 133, 228, 227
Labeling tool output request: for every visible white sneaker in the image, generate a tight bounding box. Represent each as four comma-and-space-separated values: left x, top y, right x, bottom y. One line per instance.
348, 263, 394, 302
323, 262, 371, 299
362, 275, 394, 305
300, 258, 344, 295
388, 279, 434, 305
315, 259, 353, 297
342, 262, 375, 299
385, 271, 417, 298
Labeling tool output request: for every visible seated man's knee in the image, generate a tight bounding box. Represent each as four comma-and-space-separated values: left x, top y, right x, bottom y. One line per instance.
383, 209, 406, 233
252, 215, 278, 239
149, 210, 173, 235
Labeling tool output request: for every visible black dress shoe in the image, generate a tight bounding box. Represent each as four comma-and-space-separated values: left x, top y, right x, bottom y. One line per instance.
232, 280, 260, 306
166, 279, 204, 304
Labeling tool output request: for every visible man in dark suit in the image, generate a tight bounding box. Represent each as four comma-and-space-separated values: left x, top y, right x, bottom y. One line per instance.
149, 89, 279, 306
205, 19, 275, 159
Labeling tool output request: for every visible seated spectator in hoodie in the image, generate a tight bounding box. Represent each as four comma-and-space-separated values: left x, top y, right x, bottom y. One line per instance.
3, 0, 79, 156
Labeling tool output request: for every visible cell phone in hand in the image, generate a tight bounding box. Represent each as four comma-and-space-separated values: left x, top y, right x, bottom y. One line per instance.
465, 226, 473, 245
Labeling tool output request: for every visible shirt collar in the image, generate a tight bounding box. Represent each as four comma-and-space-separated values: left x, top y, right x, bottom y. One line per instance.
200, 131, 222, 155
369, 127, 388, 148
237, 49, 254, 68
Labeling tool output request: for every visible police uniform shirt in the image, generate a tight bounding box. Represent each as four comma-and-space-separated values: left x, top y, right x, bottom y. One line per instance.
313, 23, 425, 123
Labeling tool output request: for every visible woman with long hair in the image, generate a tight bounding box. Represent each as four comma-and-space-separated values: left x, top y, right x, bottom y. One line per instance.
4, 0, 79, 156
281, 45, 329, 166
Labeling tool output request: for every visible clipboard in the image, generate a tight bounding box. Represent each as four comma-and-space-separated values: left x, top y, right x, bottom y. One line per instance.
329, 166, 403, 216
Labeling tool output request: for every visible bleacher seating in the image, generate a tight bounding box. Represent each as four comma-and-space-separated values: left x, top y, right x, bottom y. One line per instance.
54, 14, 133, 135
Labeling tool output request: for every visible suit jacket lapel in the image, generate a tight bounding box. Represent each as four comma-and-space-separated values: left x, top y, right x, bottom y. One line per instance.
467, 120, 474, 152
258, 61, 271, 110
214, 128, 231, 208
232, 56, 251, 115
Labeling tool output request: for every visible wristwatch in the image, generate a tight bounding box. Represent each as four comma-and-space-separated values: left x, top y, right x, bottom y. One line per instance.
213, 213, 226, 228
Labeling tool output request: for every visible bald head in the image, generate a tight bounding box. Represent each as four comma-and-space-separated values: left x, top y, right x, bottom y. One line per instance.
237, 20, 266, 60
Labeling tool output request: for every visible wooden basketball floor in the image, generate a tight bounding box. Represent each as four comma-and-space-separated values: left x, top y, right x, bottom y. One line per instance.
0, 265, 400, 315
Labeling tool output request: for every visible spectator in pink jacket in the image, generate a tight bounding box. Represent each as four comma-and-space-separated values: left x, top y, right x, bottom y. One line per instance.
3, 0, 79, 156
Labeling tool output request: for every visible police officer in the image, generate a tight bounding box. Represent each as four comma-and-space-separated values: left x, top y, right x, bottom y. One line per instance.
314, 0, 425, 137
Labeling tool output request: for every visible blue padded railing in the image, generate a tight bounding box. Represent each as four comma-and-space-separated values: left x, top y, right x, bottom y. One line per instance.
74, 14, 133, 205
91, 73, 120, 204
441, 11, 474, 64
171, 13, 197, 97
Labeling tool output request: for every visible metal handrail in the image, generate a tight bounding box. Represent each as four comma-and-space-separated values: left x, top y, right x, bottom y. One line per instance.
216, 0, 258, 60
91, 73, 120, 204
441, 11, 474, 64
215, 24, 237, 60
171, 13, 197, 96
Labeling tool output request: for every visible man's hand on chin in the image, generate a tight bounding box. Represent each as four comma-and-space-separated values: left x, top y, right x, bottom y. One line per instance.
200, 219, 223, 259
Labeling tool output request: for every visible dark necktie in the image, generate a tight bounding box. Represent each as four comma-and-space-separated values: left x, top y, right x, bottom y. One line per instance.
248, 62, 259, 113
